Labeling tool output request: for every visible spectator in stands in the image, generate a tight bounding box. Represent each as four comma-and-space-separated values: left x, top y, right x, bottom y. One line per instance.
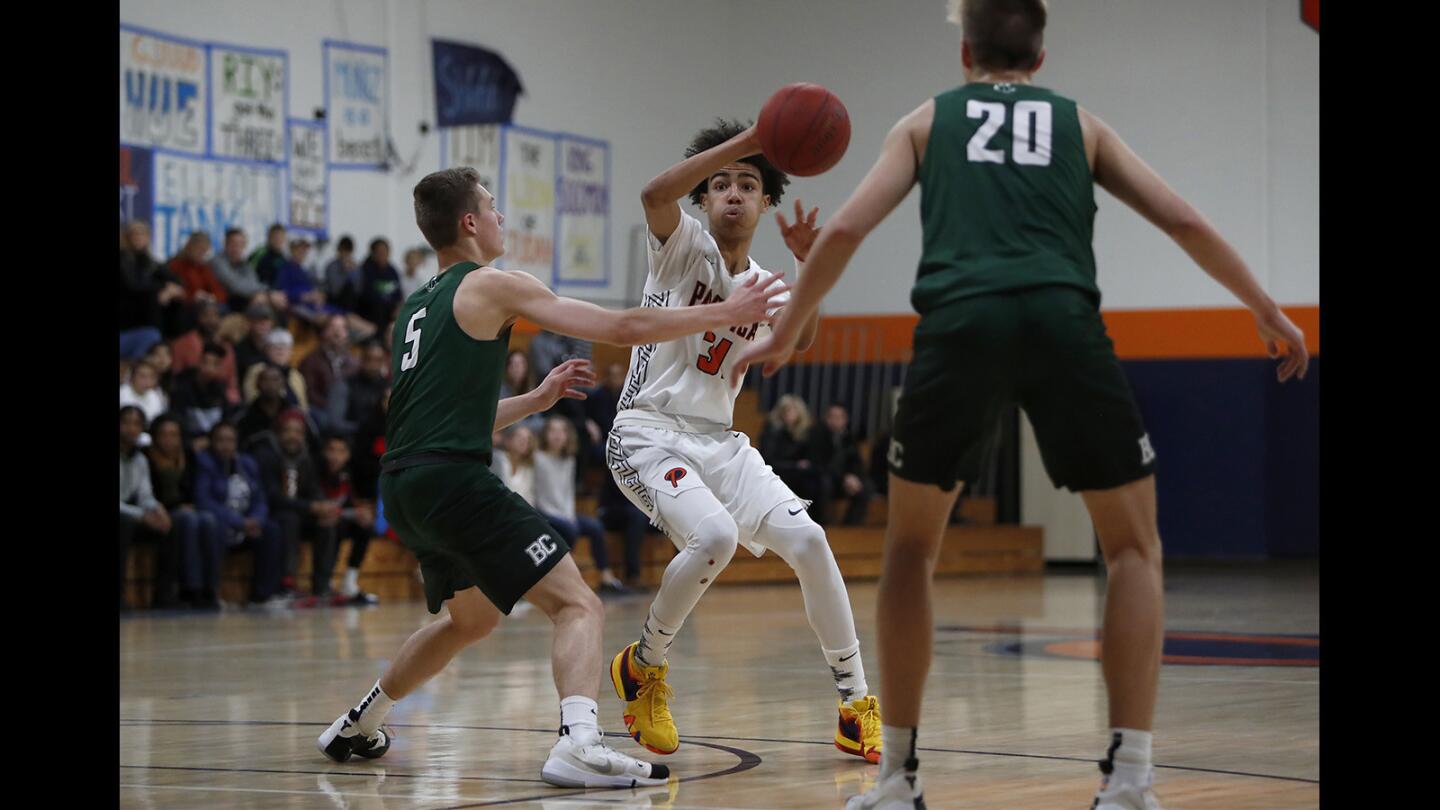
233, 365, 289, 445
319, 435, 380, 606
529, 331, 594, 462
234, 301, 276, 384
249, 223, 290, 288
250, 410, 340, 606
119, 220, 186, 359
324, 235, 360, 312
759, 394, 827, 522
534, 416, 628, 594
500, 350, 545, 433
146, 415, 225, 610
194, 421, 284, 605
210, 228, 279, 313
167, 231, 227, 307
586, 362, 651, 584
169, 299, 241, 405
356, 238, 403, 329
242, 329, 309, 409
816, 404, 874, 526
346, 340, 389, 436
350, 385, 389, 501
143, 341, 176, 403
300, 314, 360, 436
399, 246, 436, 299
275, 237, 333, 327
120, 406, 179, 609
504, 424, 538, 506
170, 341, 233, 442
120, 360, 168, 426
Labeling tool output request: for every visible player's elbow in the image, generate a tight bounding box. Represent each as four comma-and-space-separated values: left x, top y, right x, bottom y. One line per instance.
610, 315, 641, 347
1161, 208, 1208, 243
824, 219, 867, 250
640, 181, 669, 210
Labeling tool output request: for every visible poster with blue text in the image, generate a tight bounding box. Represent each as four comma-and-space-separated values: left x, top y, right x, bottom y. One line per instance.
325, 41, 388, 169
432, 39, 523, 127
501, 128, 556, 280
120, 146, 154, 227
287, 120, 327, 238
209, 44, 287, 163
556, 136, 610, 285
120, 26, 207, 155
151, 153, 283, 262
441, 124, 502, 195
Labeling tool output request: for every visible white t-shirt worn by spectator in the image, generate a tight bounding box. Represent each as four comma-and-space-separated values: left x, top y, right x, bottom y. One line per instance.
533, 450, 577, 522
120, 383, 168, 425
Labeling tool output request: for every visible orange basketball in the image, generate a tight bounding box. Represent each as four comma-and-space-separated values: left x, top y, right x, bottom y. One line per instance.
756, 83, 851, 177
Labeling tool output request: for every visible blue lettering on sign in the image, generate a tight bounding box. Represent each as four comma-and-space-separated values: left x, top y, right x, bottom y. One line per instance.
557, 180, 609, 215
567, 146, 593, 174
335, 61, 382, 102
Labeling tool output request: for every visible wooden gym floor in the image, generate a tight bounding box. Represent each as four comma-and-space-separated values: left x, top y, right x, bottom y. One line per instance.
119, 562, 1319, 808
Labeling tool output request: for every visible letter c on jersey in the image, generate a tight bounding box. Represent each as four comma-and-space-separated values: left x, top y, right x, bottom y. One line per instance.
664, 468, 688, 488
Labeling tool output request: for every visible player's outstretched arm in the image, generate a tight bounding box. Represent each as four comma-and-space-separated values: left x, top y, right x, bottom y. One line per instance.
641, 126, 763, 244
776, 198, 824, 352
473, 269, 788, 347
1084, 108, 1309, 382
737, 107, 925, 376
494, 359, 596, 431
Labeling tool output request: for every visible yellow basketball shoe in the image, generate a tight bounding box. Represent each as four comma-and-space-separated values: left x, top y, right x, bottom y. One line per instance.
610, 641, 679, 755
836, 695, 883, 763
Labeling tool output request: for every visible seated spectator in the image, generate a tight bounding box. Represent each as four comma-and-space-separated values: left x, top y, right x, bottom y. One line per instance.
194, 421, 284, 606
232, 365, 290, 446
356, 238, 403, 329
500, 350, 545, 433
586, 362, 651, 584
323, 235, 360, 312
349, 376, 390, 504
119, 220, 186, 359
170, 299, 241, 405
171, 341, 234, 442
250, 410, 340, 606
275, 237, 334, 327
319, 435, 380, 606
346, 340, 389, 436
529, 330, 594, 463
503, 424, 537, 506
146, 415, 225, 610
249, 223, 290, 289
759, 394, 826, 522
143, 341, 176, 403
242, 329, 309, 409
234, 300, 277, 384
398, 246, 436, 299
815, 404, 874, 526
210, 227, 279, 313
534, 417, 628, 594
300, 314, 360, 436
119, 406, 179, 609
120, 360, 168, 426
167, 231, 227, 307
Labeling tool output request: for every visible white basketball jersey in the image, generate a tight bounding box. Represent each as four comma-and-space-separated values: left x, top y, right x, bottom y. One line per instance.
613, 210, 791, 433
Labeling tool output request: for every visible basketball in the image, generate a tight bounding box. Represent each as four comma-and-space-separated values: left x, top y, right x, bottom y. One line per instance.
756, 82, 851, 176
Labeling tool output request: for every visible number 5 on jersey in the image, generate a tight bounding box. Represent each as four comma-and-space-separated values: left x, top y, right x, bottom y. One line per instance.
400, 308, 428, 371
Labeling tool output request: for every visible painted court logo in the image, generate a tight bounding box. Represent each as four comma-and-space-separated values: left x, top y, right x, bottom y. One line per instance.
664, 467, 688, 488
525, 534, 558, 566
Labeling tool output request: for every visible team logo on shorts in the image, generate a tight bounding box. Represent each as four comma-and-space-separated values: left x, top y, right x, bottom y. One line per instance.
1139, 434, 1156, 466
664, 467, 688, 488
525, 534, 559, 566
887, 440, 904, 470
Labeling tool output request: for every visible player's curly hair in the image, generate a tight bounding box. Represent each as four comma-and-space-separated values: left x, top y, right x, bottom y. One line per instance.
685, 118, 789, 208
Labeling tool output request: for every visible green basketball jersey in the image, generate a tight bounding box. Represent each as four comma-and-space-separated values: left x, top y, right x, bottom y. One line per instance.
913, 82, 1100, 320
383, 262, 508, 463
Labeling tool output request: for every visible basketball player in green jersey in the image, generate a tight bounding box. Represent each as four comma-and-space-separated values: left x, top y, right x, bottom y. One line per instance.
738, 2, 1309, 807
316, 167, 787, 789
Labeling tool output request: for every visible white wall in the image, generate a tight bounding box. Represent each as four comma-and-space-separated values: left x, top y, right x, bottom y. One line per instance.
120, 0, 1318, 312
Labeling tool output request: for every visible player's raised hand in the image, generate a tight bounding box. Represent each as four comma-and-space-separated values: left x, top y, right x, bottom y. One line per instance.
1253, 307, 1309, 382
777, 198, 822, 262
726, 272, 789, 324
534, 359, 597, 409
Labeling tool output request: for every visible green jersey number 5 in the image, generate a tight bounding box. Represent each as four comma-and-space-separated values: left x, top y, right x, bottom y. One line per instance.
400, 308, 428, 371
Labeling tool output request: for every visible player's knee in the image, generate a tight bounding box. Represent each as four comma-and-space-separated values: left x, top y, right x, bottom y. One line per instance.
450, 609, 501, 644
781, 523, 832, 572
689, 512, 740, 565
1101, 530, 1163, 570
885, 527, 942, 561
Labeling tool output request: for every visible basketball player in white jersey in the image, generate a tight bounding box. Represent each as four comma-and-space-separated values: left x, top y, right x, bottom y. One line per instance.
605, 119, 884, 763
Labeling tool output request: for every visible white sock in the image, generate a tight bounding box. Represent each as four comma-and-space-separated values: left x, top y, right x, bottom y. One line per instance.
635, 607, 681, 667
560, 695, 600, 742
1104, 728, 1153, 786
352, 680, 396, 737
879, 724, 918, 779
342, 568, 360, 596
823, 641, 869, 704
